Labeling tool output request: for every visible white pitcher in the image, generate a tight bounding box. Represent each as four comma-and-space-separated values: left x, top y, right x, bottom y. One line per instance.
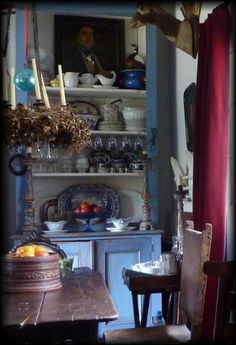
64, 72, 79, 88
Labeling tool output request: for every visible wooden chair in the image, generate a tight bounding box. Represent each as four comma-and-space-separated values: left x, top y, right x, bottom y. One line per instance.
203, 260, 236, 344
104, 223, 212, 344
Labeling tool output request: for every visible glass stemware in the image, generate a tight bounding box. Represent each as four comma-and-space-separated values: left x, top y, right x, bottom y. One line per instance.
121, 136, 131, 151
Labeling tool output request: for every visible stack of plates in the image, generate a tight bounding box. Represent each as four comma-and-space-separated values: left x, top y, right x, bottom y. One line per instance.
98, 120, 124, 131
125, 120, 146, 132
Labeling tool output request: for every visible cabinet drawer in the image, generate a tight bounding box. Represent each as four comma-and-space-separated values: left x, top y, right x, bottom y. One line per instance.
53, 241, 94, 270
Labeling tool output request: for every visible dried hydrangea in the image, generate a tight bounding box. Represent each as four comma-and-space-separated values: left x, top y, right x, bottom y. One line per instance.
1, 103, 91, 154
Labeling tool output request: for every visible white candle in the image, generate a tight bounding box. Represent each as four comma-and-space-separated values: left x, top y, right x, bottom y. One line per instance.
41, 73, 50, 108
2, 57, 8, 101
58, 65, 66, 106
177, 175, 183, 187
32, 58, 42, 100
10, 66, 16, 109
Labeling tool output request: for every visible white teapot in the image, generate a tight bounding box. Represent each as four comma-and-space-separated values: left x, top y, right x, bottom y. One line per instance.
64, 72, 79, 88
95, 71, 116, 86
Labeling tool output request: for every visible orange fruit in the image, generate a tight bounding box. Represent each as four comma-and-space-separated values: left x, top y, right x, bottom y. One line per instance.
14, 244, 50, 257
35, 251, 49, 256
35, 245, 49, 256
21, 251, 35, 257
16, 245, 34, 253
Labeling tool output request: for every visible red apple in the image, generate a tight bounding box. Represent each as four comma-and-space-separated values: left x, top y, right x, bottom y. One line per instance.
80, 208, 90, 213
80, 201, 91, 212
93, 206, 102, 213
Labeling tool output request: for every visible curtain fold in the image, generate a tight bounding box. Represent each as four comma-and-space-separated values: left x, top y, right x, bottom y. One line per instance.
193, 6, 231, 341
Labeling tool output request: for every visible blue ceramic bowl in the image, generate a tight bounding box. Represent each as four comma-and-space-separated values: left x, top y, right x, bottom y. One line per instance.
121, 69, 146, 90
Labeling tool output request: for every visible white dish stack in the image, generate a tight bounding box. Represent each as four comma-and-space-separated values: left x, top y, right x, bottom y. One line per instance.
122, 107, 146, 131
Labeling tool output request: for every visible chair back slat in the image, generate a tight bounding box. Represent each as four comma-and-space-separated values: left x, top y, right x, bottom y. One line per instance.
180, 224, 212, 340
203, 260, 236, 344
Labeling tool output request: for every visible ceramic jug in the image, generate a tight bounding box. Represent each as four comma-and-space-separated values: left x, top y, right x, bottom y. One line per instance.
100, 99, 123, 122
64, 72, 79, 88
100, 105, 119, 122
95, 71, 116, 86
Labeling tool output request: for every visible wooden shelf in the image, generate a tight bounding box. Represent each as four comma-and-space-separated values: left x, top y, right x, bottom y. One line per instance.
46, 86, 146, 99
33, 172, 144, 177
91, 130, 147, 136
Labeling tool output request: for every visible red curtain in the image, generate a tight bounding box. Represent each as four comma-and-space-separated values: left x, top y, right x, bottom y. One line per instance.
193, 6, 231, 342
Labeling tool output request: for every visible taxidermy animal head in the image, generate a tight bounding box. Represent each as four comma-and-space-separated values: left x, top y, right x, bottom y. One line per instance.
130, 2, 202, 58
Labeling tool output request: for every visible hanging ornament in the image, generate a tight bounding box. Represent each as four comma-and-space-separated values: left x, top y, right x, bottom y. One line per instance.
13, 4, 35, 92
14, 68, 35, 91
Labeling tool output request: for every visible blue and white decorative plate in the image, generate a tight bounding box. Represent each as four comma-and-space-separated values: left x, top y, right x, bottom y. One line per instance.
57, 183, 120, 222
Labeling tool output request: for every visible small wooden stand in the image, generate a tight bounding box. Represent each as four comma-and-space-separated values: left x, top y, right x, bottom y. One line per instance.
139, 154, 153, 231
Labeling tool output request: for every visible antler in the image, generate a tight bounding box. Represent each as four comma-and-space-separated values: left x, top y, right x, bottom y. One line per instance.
130, 4, 181, 44
181, 1, 202, 19
130, 2, 202, 58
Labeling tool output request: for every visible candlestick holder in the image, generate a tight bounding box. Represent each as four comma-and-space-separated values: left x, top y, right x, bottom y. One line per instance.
22, 148, 37, 237
172, 186, 188, 254
139, 154, 153, 231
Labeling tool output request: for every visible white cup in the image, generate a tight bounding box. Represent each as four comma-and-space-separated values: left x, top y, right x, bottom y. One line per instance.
64, 72, 79, 88
74, 157, 89, 173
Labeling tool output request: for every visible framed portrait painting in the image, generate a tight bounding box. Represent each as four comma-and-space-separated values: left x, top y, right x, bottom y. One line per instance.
54, 15, 125, 76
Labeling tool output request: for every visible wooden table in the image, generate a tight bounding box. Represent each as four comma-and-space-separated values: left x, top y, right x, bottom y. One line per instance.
122, 268, 181, 328
1, 267, 118, 344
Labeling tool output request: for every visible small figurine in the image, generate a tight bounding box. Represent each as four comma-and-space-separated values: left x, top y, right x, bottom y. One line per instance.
125, 44, 146, 70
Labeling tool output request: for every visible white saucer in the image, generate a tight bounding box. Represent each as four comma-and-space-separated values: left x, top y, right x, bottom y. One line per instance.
78, 84, 94, 88
106, 226, 136, 232
93, 85, 119, 89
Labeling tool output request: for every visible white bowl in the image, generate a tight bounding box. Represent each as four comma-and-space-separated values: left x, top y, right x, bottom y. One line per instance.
79, 74, 98, 86
122, 107, 145, 122
131, 261, 163, 275
44, 220, 67, 231
110, 218, 132, 230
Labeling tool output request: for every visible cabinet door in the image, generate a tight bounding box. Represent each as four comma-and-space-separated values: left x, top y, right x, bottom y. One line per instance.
95, 237, 153, 330
53, 241, 94, 270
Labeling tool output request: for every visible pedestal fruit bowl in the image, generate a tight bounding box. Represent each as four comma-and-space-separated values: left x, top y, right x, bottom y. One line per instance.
73, 201, 102, 232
